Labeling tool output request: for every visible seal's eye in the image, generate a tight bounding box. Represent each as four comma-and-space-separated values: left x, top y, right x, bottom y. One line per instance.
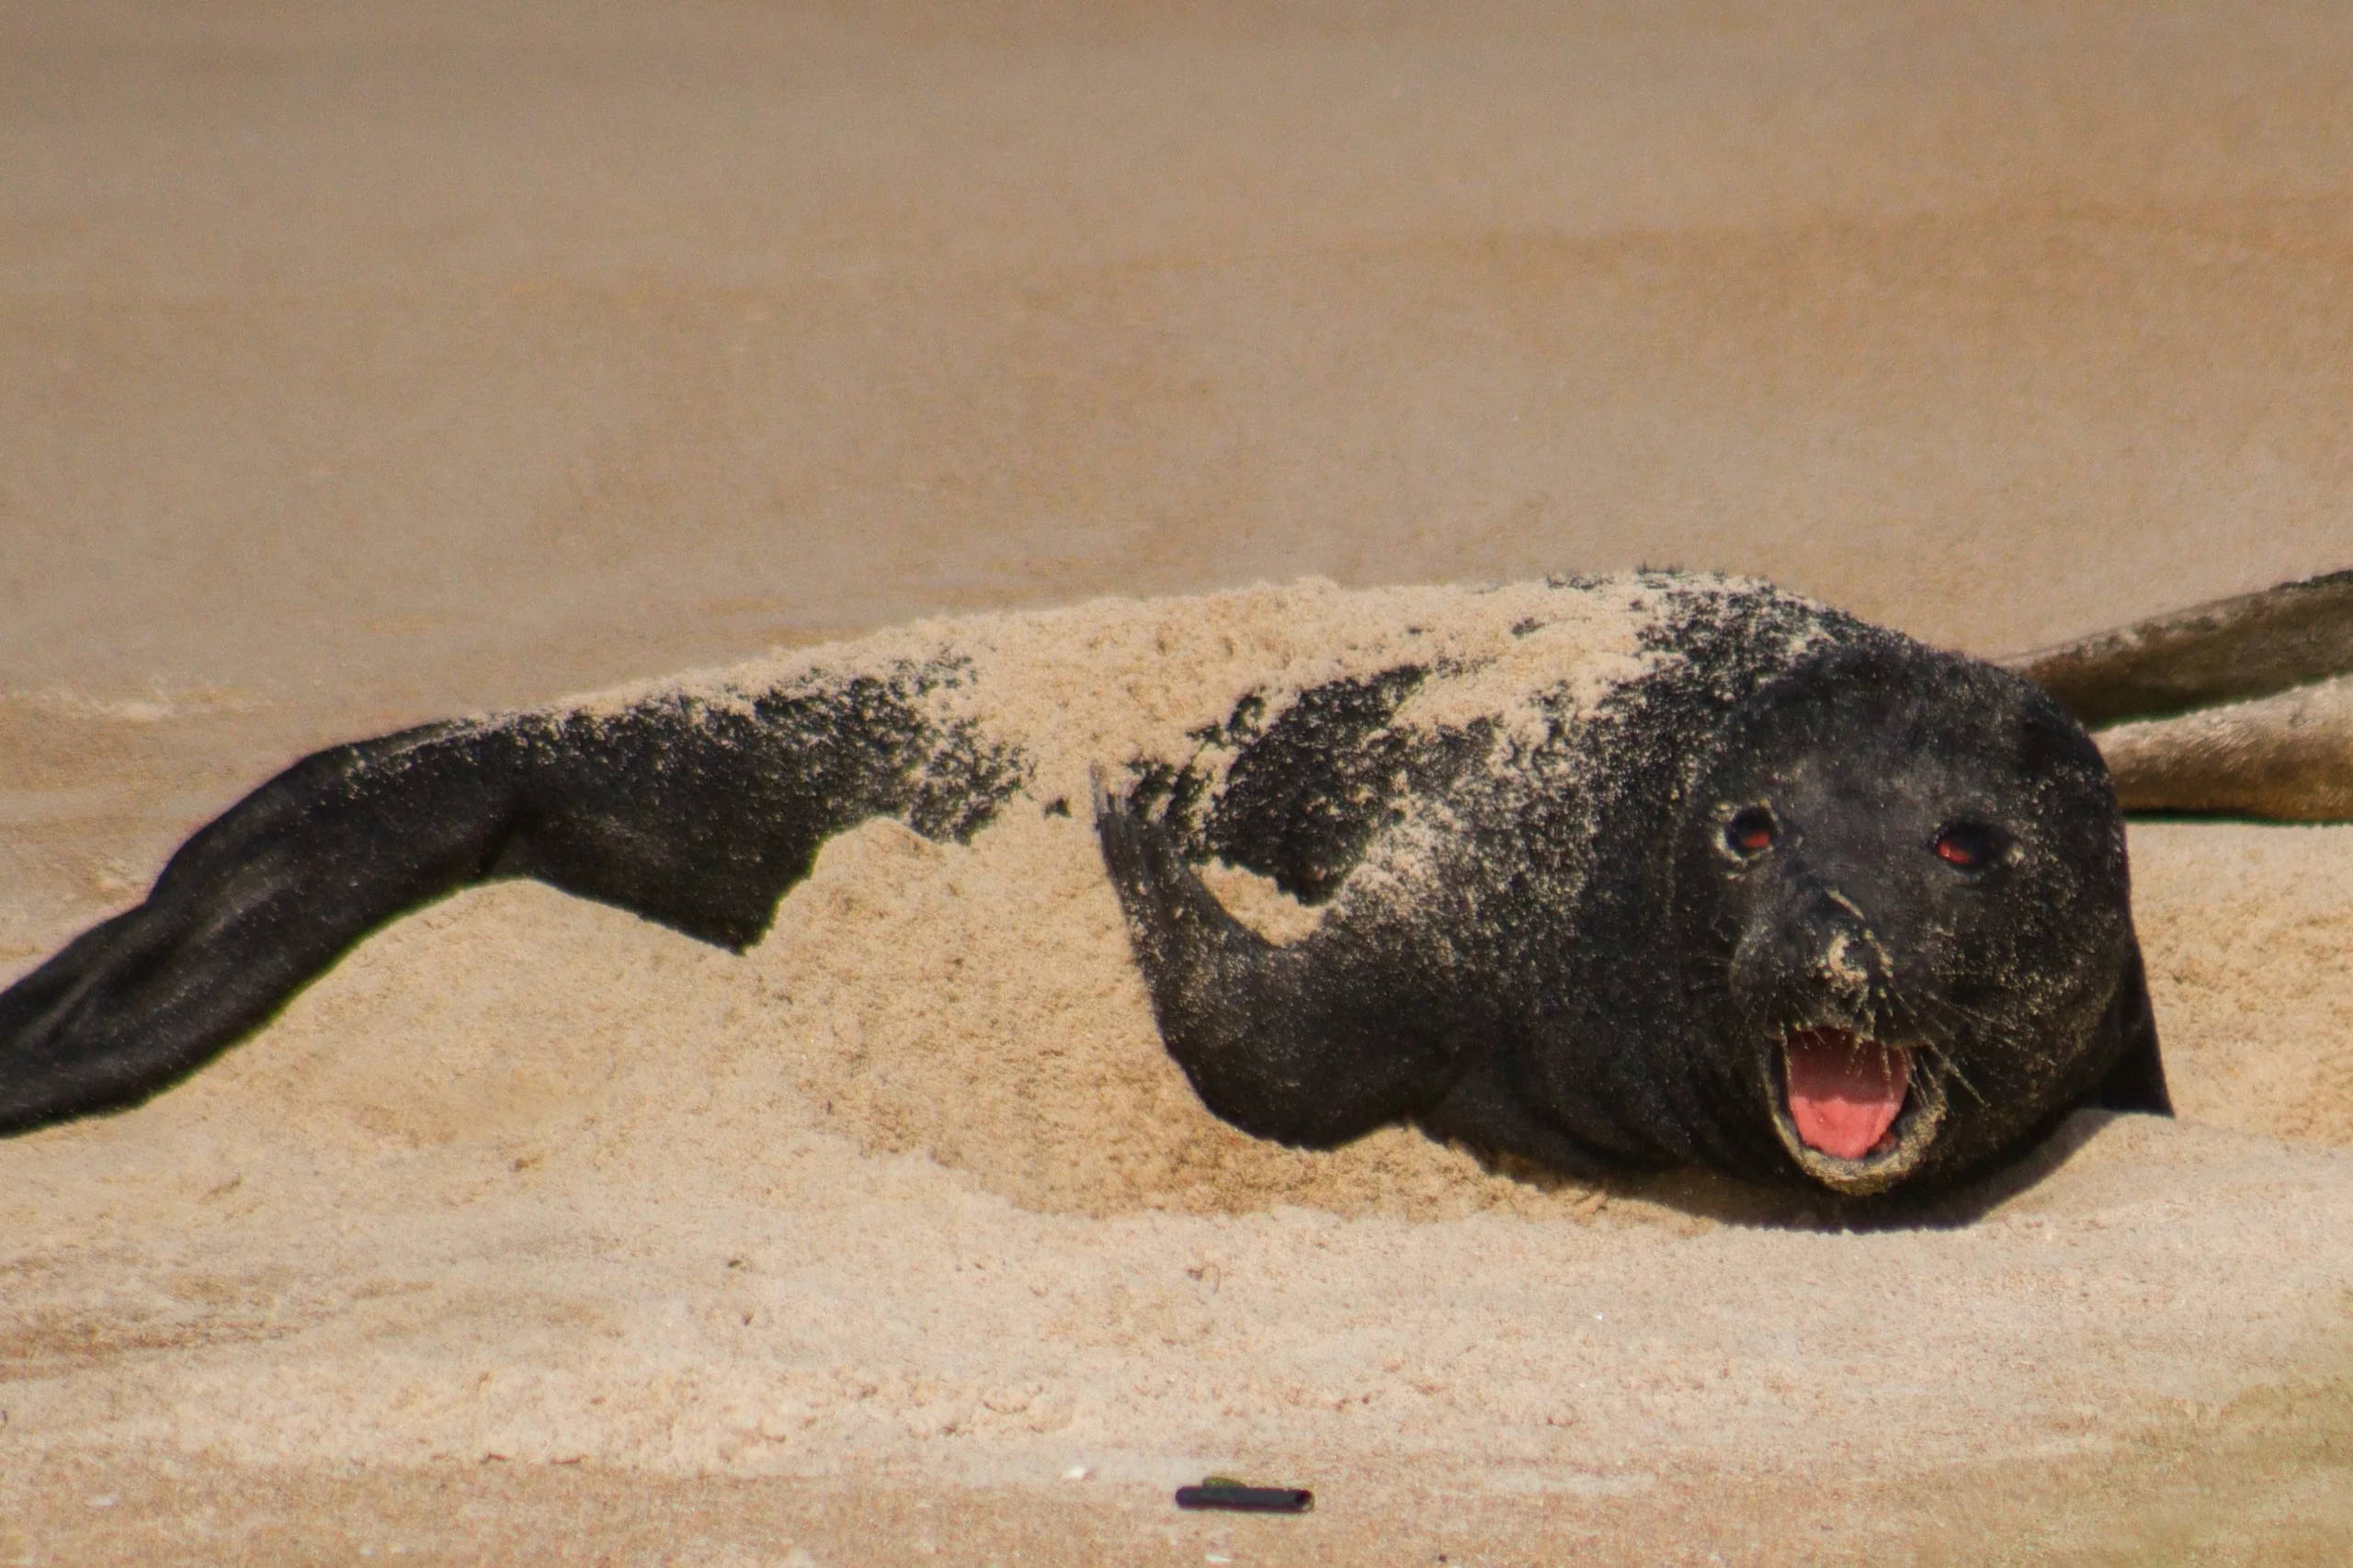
1723, 805, 1779, 858
1933, 823, 2005, 869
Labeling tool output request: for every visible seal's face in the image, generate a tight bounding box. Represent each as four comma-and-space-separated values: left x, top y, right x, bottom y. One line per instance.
1673, 643, 2134, 1198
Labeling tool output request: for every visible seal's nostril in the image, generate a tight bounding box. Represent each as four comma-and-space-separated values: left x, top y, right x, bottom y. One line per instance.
1824, 931, 1870, 988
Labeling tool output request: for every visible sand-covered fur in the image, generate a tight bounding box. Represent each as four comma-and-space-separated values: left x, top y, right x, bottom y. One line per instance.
1, 574, 2165, 1207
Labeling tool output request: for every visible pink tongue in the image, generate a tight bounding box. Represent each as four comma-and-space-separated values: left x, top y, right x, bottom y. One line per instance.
1784, 1030, 1911, 1161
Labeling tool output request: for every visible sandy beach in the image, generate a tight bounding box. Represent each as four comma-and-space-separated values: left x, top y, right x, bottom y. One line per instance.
6, 3, 2353, 1561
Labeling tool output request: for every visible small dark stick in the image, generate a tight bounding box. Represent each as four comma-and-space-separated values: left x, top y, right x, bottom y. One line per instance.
1174, 1477, 1313, 1514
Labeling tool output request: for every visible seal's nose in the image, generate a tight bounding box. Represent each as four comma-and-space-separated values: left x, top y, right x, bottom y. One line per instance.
1819, 926, 1875, 997
1735, 865, 1888, 1027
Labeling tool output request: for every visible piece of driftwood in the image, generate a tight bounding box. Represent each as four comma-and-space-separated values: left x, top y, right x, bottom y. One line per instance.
2006, 570, 2353, 821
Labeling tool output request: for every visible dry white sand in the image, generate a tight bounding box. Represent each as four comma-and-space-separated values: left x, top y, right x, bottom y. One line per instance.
6, 3, 2353, 1562
8, 608, 2353, 1568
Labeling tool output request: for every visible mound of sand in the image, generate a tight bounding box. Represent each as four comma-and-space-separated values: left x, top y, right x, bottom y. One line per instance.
10, 1, 2353, 1559
6, 595, 2353, 1564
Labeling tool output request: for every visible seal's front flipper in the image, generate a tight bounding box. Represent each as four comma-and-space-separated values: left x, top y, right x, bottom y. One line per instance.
1093, 778, 1460, 1148
0, 673, 1024, 1135
2008, 570, 2353, 821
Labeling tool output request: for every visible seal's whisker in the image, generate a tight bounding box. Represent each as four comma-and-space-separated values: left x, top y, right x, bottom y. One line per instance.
1893, 998, 1991, 1108
1917, 989, 2013, 1035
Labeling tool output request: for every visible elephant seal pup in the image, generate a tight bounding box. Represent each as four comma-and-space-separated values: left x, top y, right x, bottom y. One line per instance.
0, 573, 2166, 1204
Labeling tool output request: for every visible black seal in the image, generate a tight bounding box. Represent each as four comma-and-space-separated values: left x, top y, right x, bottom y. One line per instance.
0, 574, 2172, 1204
1096, 577, 2166, 1201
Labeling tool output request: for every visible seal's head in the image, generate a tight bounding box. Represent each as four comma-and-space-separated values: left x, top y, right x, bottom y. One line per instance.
1672, 639, 2140, 1198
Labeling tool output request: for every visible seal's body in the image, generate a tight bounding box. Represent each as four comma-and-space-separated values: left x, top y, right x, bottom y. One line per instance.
1096, 574, 2165, 1199
0, 573, 2172, 1201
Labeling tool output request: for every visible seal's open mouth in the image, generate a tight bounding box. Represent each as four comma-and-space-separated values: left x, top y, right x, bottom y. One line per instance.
1786, 1027, 1909, 1159
1768, 1027, 1948, 1196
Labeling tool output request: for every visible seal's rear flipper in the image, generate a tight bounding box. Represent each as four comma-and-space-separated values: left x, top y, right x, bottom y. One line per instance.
0, 674, 1024, 1135
1093, 776, 1460, 1148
